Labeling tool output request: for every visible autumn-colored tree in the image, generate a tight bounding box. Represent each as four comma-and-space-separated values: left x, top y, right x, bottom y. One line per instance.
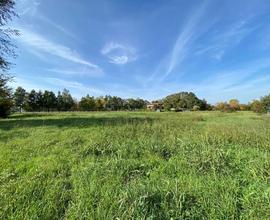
229, 99, 240, 111
250, 100, 264, 113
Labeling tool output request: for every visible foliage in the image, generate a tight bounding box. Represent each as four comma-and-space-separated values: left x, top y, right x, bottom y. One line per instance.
261, 94, 270, 112
229, 99, 240, 111
13, 86, 26, 112
0, 0, 18, 71
0, 0, 17, 118
250, 100, 265, 113
79, 94, 95, 111
0, 111, 269, 219
56, 89, 74, 111
216, 101, 238, 113
0, 73, 12, 117
239, 104, 250, 111
163, 92, 209, 111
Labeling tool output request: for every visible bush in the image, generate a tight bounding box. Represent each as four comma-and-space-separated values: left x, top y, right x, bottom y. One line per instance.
0, 99, 13, 118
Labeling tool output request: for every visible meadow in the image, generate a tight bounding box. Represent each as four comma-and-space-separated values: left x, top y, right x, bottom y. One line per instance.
0, 111, 269, 219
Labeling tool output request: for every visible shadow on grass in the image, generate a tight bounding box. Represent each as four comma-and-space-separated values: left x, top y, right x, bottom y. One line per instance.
0, 116, 155, 130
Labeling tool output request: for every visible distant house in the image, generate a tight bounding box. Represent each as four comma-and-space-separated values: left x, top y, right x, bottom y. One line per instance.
147, 102, 163, 111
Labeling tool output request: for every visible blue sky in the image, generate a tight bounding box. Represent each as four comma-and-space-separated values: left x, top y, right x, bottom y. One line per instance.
10, 0, 270, 103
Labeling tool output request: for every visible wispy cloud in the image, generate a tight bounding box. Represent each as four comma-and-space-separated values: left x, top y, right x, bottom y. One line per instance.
195, 19, 257, 60
164, 1, 209, 78
16, 0, 40, 16
101, 42, 137, 65
37, 15, 80, 41
18, 28, 103, 74
46, 66, 104, 77
43, 77, 83, 89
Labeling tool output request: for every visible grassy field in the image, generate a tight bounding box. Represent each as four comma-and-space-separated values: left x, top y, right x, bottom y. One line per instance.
0, 111, 269, 219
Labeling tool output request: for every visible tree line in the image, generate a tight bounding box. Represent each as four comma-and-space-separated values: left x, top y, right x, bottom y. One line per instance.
149, 92, 270, 113
214, 97, 270, 113
13, 87, 148, 113
10, 87, 270, 114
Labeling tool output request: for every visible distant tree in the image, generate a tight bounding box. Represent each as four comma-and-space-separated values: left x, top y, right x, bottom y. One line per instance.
25, 89, 38, 111
261, 94, 270, 112
36, 90, 44, 111
229, 99, 240, 111
125, 98, 147, 110
43, 90, 57, 111
250, 100, 264, 113
56, 91, 64, 111
57, 89, 74, 111
239, 104, 250, 111
215, 102, 234, 112
13, 86, 26, 112
215, 102, 226, 111
106, 96, 124, 111
163, 92, 207, 110
95, 96, 105, 111
70, 99, 79, 111
79, 94, 95, 111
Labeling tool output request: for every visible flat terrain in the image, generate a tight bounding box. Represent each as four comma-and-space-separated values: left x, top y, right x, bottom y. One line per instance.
0, 111, 269, 219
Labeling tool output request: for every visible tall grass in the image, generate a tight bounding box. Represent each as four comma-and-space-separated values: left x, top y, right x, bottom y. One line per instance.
0, 111, 269, 219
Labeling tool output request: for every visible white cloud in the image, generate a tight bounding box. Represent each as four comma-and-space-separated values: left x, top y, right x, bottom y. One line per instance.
165, 1, 209, 78
16, 0, 40, 16
18, 28, 103, 74
37, 15, 80, 41
101, 42, 137, 65
42, 77, 83, 89
46, 66, 104, 77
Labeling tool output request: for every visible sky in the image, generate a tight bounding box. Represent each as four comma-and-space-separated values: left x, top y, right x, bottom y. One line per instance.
9, 0, 270, 103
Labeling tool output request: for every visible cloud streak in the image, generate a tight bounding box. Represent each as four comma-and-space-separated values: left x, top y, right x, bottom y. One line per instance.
46, 66, 104, 77
18, 28, 103, 74
164, 1, 209, 78
16, 0, 40, 16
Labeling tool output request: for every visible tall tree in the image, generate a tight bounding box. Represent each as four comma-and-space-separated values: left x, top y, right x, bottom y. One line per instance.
56, 91, 64, 111
229, 99, 240, 111
0, 0, 18, 117
26, 89, 38, 111
61, 88, 74, 111
79, 94, 95, 111
261, 94, 270, 112
43, 90, 57, 111
250, 100, 264, 113
14, 86, 26, 112
163, 92, 206, 110
36, 90, 44, 111
0, 0, 18, 71
0, 73, 12, 117
95, 96, 105, 111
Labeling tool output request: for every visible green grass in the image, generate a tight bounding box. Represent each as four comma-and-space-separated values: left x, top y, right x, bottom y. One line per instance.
0, 111, 269, 219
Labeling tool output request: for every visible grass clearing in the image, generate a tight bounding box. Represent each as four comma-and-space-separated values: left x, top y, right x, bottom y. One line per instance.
0, 111, 270, 219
